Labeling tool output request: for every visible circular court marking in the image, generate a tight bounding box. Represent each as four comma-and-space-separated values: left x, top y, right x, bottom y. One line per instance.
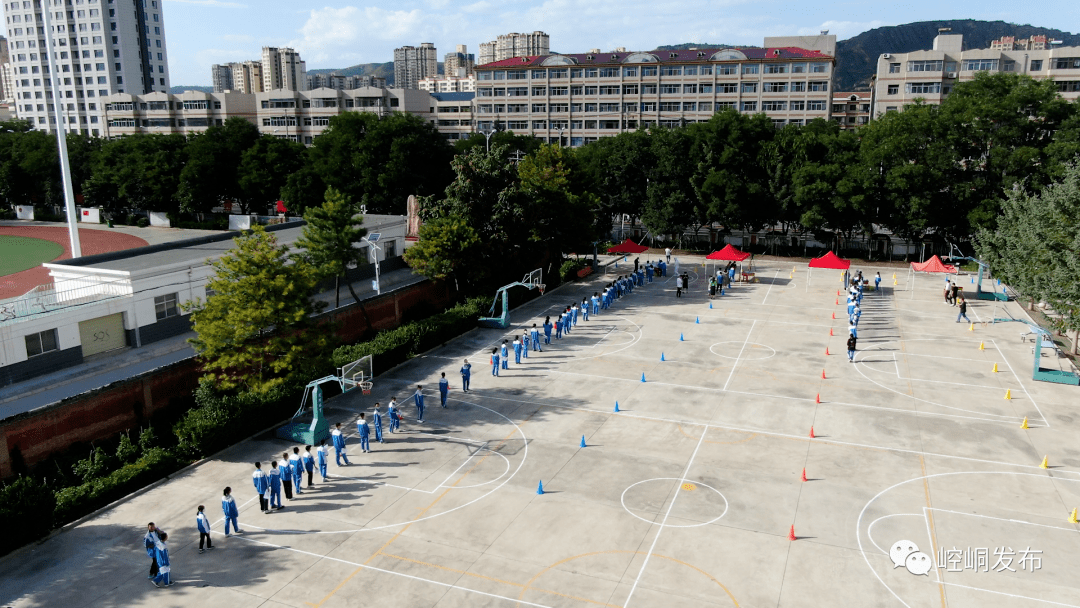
710, 341, 776, 360
620, 477, 729, 528
0, 235, 63, 276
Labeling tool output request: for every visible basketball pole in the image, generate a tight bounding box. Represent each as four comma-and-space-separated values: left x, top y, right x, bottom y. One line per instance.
41, 6, 82, 258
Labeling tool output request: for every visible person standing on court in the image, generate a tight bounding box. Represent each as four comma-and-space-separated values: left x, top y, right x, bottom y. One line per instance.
144, 523, 163, 580
196, 505, 212, 553
289, 447, 304, 494
531, 324, 542, 351
491, 348, 500, 376
413, 385, 425, 423
675, 274, 683, 298
581, 297, 589, 321
846, 332, 858, 362
591, 293, 600, 316
332, 423, 351, 465
500, 340, 510, 369
460, 359, 472, 392
269, 460, 284, 507
252, 462, 270, 514
372, 404, 385, 442
555, 315, 563, 339
302, 446, 315, 487
315, 442, 329, 481
521, 330, 530, 359
513, 336, 522, 364
388, 398, 401, 432
357, 413, 371, 452
543, 317, 553, 343
150, 532, 172, 587
221, 487, 242, 537
439, 373, 449, 406
665, 247, 671, 263
278, 457, 293, 500
571, 302, 579, 326
950, 282, 959, 307
875, 272, 881, 292
956, 298, 971, 323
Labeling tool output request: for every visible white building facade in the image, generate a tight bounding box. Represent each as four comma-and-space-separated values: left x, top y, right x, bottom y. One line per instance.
478, 31, 550, 66
3, 0, 171, 134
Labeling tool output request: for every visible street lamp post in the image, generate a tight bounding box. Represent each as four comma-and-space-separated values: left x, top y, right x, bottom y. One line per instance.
361, 233, 383, 295
40, 3, 82, 258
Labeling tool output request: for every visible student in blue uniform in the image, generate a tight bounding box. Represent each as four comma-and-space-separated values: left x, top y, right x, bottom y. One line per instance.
144, 523, 162, 580
278, 456, 293, 500
413, 385, 425, 423
439, 373, 449, 406
491, 348, 500, 376
289, 447, 304, 494
591, 293, 600, 315
315, 442, 329, 481
357, 413, 371, 452
521, 331, 530, 358
513, 337, 522, 364
252, 462, 270, 513
222, 486, 242, 537
875, 272, 881, 293
196, 505, 212, 553
500, 340, 510, 369
543, 317, 553, 344
302, 446, 315, 487
151, 532, 172, 587
331, 423, 351, 465
388, 397, 401, 432
531, 324, 542, 351
555, 316, 562, 339
581, 297, 589, 321
460, 359, 472, 392
269, 460, 283, 508
372, 404, 385, 442
572, 302, 579, 325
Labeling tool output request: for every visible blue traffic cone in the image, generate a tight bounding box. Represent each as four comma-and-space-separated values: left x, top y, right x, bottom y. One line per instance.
580, 435, 587, 448
709, 302, 713, 309
719, 288, 724, 295
660, 352, 665, 361
680, 333, 684, 341
696, 317, 700, 324
537, 480, 544, 495
641, 372, 646, 382
614, 401, 620, 412
615, 262, 618, 268
970, 277, 974, 284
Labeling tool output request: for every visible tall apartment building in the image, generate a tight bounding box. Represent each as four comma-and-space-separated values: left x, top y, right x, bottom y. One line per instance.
831, 91, 871, 129
418, 74, 475, 93
262, 46, 305, 92
444, 44, 474, 77
306, 72, 385, 91
3, 0, 172, 134
873, 32, 1080, 116
478, 31, 550, 66
210, 62, 232, 93
990, 35, 1048, 51
0, 35, 9, 101
231, 60, 262, 93
473, 35, 836, 147
393, 43, 437, 90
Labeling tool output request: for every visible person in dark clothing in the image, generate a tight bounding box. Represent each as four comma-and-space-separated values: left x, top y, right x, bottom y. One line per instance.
846, 334, 857, 362
956, 298, 971, 323
634, 257, 640, 272
144, 523, 162, 579
950, 282, 959, 307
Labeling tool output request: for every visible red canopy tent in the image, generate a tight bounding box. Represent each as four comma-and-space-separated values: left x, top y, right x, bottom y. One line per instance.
705, 244, 751, 261
808, 251, 851, 269
910, 255, 957, 273
607, 239, 649, 254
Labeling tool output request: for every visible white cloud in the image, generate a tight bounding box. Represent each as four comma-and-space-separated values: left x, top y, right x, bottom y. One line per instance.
164, 0, 247, 8
796, 20, 889, 40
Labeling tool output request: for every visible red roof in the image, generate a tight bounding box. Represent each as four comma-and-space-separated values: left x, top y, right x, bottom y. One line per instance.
705, 244, 751, 261
808, 251, 851, 269
607, 239, 649, 254
477, 47, 831, 68
910, 255, 958, 273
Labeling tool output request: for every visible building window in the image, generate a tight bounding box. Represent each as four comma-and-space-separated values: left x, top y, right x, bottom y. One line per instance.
155, 293, 178, 320
807, 100, 826, 111
741, 83, 757, 93
889, 63, 900, 73
811, 63, 828, 73
809, 81, 828, 92
964, 59, 999, 72
1030, 59, 1043, 71
907, 60, 943, 72
25, 329, 60, 357
887, 84, 899, 95
765, 64, 787, 74
742, 64, 759, 75
789, 82, 805, 92
1054, 58, 1080, 70
741, 101, 757, 112
906, 82, 941, 94
789, 101, 805, 111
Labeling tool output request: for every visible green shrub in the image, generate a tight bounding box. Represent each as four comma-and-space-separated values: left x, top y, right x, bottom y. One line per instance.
72, 446, 117, 484
0, 476, 56, 555
332, 298, 487, 374
115, 433, 138, 464
172, 380, 295, 459
560, 258, 586, 282
53, 447, 178, 525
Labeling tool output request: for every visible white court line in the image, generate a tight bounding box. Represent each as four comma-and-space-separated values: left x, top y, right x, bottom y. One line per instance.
723, 320, 757, 391
760, 269, 781, 305
924, 506, 1080, 534
228, 534, 555, 608
938, 581, 1080, 608
866, 513, 924, 555
623, 427, 708, 608
470, 393, 1075, 475
991, 338, 1050, 427
892, 353, 900, 378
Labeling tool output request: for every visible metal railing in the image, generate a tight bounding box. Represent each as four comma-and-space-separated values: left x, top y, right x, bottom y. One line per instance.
0, 277, 132, 326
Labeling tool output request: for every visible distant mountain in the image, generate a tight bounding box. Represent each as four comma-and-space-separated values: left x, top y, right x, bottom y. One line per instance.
307, 61, 445, 86
656, 43, 759, 51
836, 20, 1080, 90
659, 20, 1080, 92
170, 85, 214, 94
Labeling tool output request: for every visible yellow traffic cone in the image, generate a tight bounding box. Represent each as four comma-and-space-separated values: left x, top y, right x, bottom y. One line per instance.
979, 342, 985, 351
993, 363, 999, 373
1004, 389, 1011, 400
969, 322, 974, 332
892, 273, 897, 279
1021, 417, 1028, 429
1040, 455, 1049, 469
1069, 508, 1078, 524
893, 279, 897, 286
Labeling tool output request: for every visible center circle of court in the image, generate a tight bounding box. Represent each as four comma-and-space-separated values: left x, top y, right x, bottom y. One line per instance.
709, 341, 776, 360
621, 478, 729, 528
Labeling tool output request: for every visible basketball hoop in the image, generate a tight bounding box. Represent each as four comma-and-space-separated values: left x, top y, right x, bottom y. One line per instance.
360, 381, 373, 395
538, 285, 545, 295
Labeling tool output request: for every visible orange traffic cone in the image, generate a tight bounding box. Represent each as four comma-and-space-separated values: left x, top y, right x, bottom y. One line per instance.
835, 298, 839, 305
831, 312, 836, 320
801, 468, 808, 482
825, 347, 830, 356
829, 327, 834, 336
815, 393, 821, 404
809, 426, 816, 438
821, 369, 827, 380
788, 525, 797, 541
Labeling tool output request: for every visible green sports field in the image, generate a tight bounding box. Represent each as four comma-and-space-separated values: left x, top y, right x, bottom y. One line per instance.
0, 234, 64, 276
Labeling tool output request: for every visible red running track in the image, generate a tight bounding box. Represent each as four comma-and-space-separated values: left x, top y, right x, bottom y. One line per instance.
0, 226, 148, 300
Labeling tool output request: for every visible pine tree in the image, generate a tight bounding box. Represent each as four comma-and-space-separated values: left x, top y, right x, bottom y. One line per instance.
294, 188, 369, 308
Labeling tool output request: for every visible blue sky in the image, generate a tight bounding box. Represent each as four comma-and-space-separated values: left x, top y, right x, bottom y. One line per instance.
158, 0, 1077, 85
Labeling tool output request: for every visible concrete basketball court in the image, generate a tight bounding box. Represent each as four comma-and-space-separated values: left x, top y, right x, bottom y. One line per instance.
3, 257, 1080, 608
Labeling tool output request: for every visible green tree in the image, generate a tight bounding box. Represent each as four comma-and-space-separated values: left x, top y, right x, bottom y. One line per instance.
177, 118, 261, 214
294, 188, 368, 308
403, 216, 482, 290
641, 126, 697, 242
518, 143, 599, 260
0, 127, 60, 207
280, 164, 328, 219
83, 134, 187, 214
575, 130, 651, 232
187, 226, 328, 393
454, 130, 542, 157
237, 135, 307, 214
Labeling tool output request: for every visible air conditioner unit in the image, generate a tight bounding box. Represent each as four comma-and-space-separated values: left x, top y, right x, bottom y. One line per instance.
947, 72, 957, 78
883, 53, 891, 59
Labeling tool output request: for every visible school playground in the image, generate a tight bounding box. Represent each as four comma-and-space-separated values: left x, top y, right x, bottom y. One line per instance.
3, 256, 1079, 608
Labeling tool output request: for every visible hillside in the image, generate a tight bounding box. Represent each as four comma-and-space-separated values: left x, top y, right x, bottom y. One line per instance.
307, 61, 445, 86
170, 85, 214, 94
